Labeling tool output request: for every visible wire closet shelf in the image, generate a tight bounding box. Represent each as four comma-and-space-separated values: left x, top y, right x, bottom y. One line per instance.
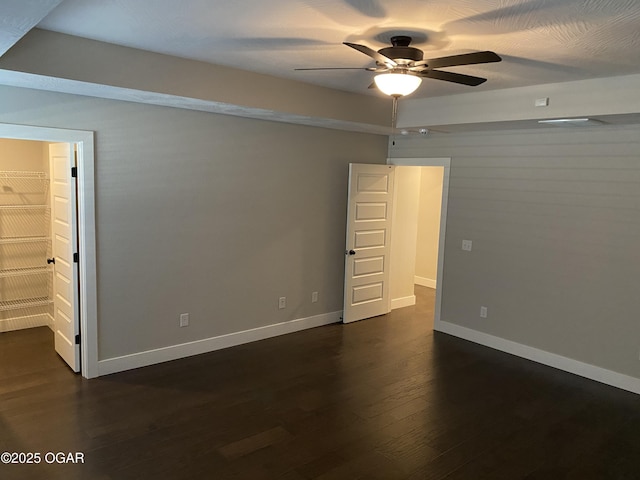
0, 170, 53, 321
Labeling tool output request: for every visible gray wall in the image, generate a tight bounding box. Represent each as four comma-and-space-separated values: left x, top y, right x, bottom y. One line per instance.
391, 125, 640, 379
0, 85, 388, 359
1, 29, 392, 130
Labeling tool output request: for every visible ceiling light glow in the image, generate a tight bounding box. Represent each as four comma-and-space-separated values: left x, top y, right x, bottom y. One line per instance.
374, 73, 422, 97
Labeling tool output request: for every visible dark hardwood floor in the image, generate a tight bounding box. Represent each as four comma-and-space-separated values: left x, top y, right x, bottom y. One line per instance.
1, 286, 640, 479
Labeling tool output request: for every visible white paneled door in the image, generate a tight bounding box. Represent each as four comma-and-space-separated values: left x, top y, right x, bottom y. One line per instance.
49, 143, 80, 372
343, 164, 395, 323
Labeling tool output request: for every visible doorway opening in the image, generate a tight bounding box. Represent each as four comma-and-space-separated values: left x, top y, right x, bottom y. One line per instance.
0, 140, 54, 333
0, 139, 80, 370
389, 164, 445, 328
342, 158, 449, 327
0, 123, 97, 378
389, 158, 449, 330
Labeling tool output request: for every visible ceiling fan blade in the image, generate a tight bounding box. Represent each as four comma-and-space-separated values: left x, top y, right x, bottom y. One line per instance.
344, 42, 397, 67
418, 70, 487, 86
420, 51, 502, 69
295, 67, 375, 71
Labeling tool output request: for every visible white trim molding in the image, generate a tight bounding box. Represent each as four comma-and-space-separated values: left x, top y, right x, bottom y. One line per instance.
0, 314, 51, 333
98, 311, 342, 376
391, 295, 416, 310
436, 321, 640, 395
414, 276, 437, 289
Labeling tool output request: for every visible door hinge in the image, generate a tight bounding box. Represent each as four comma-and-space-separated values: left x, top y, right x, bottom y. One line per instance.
75, 334, 81, 345
71, 166, 77, 178
73, 252, 79, 263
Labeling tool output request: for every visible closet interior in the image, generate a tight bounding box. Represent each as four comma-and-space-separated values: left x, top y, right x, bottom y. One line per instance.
0, 139, 54, 333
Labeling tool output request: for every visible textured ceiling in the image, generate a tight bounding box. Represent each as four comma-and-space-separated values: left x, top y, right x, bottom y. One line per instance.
34, 0, 640, 99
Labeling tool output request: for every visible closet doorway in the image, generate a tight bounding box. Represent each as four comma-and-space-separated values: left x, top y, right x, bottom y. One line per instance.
0, 139, 78, 371
0, 124, 97, 378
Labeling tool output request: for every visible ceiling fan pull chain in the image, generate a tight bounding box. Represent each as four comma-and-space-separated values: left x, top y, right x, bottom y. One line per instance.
391, 95, 399, 148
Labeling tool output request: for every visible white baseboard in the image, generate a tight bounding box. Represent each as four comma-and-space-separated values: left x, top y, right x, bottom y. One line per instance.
436, 321, 640, 395
98, 311, 342, 376
391, 295, 416, 310
415, 276, 436, 289
0, 314, 51, 333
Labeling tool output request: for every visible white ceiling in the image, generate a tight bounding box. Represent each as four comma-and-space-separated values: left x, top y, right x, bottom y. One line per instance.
35, 0, 640, 99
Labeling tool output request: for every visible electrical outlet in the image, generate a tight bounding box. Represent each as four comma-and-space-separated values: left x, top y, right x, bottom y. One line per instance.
462, 240, 473, 251
179, 313, 190, 327
312, 291, 318, 303
279, 297, 286, 309
480, 306, 488, 318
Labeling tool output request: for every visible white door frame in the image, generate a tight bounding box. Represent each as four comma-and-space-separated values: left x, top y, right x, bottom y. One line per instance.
387, 157, 450, 329
0, 122, 98, 379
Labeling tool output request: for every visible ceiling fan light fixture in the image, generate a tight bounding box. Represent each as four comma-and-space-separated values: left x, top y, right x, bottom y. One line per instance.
374, 73, 422, 97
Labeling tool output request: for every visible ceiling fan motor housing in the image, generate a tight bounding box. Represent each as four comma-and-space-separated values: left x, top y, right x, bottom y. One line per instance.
378, 35, 424, 63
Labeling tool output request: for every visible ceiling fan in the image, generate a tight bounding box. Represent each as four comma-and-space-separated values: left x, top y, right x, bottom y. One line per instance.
296, 35, 502, 97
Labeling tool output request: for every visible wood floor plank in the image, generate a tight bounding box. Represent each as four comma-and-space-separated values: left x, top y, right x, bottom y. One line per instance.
218, 426, 293, 460
1, 287, 640, 479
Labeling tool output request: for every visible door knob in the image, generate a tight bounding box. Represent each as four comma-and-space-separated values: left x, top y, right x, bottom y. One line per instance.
47, 258, 55, 265
346, 250, 356, 256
